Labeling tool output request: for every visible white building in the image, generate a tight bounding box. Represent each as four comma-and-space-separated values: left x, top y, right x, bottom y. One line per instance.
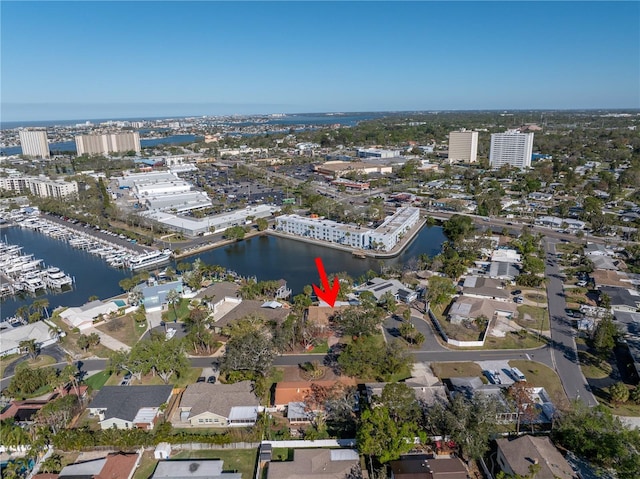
276, 206, 420, 252
0, 320, 59, 357
19, 130, 50, 158
357, 148, 400, 159
489, 130, 534, 170
0, 175, 78, 198
448, 129, 478, 163
76, 132, 141, 156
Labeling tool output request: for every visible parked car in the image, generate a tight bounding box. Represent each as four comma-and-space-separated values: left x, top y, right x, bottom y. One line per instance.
514, 296, 524, 304
511, 289, 522, 296
196, 376, 206, 383
207, 376, 216, 384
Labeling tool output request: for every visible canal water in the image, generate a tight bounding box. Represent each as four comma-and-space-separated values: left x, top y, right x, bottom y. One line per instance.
0, 225, 445, 320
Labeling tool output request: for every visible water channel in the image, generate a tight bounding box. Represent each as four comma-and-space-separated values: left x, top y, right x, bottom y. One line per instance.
0, 225, 446, 320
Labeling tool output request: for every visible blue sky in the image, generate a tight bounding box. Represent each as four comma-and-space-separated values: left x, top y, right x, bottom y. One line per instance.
1, 1, 639, 121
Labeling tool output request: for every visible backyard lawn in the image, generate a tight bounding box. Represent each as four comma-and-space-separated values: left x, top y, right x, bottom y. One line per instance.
171, 448, 258, 478
132, 451, 158, 479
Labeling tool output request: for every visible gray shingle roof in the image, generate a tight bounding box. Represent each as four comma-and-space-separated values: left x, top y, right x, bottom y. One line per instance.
89, 385, 173, 421
180, 381, 259, 419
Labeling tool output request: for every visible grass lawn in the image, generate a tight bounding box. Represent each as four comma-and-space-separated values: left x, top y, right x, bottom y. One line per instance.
271, 448, 293, 461
162, 298, 191, 322
132, 450, 158, 479
516, 305, 550, 331
85, 370, 111, 390
481, 331, 546, 350
0, 353, 19, 377
51, 316, 113, 359
96, 314, 147, 347
438, 320, 485, 342
593, 385, 640, 417
431, 362, 483, 379
305, 339, 329, 354
104, 367, 202, 388
171, 448, 258, 478
24, 354, 57, 369
555, 243, 583, 255
508, 360, 569, 410
578, 350, 613, 379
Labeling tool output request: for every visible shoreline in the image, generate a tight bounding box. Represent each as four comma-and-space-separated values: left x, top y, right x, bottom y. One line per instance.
173, 217, 428, 260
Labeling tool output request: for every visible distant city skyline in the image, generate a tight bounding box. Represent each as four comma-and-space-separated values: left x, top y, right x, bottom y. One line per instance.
2, 1, 638, 121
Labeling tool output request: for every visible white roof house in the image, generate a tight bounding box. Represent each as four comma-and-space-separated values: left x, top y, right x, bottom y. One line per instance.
0, 320, 59, 357
59, 300, 120, 330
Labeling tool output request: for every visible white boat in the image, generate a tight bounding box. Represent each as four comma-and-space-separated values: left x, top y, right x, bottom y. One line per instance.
43, 267, 73, 289
22, 275, 46, 293
127, 250, 172, 270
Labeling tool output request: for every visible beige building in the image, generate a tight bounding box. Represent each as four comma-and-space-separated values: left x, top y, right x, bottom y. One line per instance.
448, 129, 478, 163
19, 129, 50, 158
75, 131, 141, 156
314, 160, 393, 178
0, 175, 78, 198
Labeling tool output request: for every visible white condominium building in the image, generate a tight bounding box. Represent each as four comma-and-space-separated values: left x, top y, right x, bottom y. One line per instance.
75, 132, 141, 156
276, 206, 420, 252
0, 176, 78, 198
448, 129, 478, 163
489, 130, 534, 170
19, 130, 50, 158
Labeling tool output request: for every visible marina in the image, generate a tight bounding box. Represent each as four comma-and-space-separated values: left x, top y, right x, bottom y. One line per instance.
0, 238, 73, 298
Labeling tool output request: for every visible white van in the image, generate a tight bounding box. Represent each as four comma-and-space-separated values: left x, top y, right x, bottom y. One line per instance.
511, 367, 526, 382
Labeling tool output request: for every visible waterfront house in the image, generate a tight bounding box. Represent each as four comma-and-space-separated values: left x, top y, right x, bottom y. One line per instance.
496, 436, 577, 479
0, 320, 59, 357
137, 279, 183, 312
88, 385, 172, 430
59, 300, 121, 330
177, 381, 260, 427
267, 449, 360, 479
355, 277, 418, 303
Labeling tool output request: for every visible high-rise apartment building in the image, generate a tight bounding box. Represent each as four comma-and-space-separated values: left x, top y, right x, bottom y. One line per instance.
489, 130, 534, 170
448, 129, 478, 163
75, 132, 141, 156
19, 130, 50, 158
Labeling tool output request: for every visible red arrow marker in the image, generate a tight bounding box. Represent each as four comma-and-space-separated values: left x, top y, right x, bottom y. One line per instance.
312, 257, 339, 307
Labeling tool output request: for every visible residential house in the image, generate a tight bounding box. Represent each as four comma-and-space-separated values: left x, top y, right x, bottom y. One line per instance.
266, 449, 360, 479
151, 460, 241, 478
211, 299, 289, 333
0, 320, 59, 357
177, 381, 260, 427
0, 384, 88, 422
56, 452, 140, 479
364, 382, 448, 409
585, 243, 609, 256
496, 435, 577, 479
274, 379, 357, 411
488, 262, 520, 281
614, 311, 640, 379
590, 255, 621, 271
592, 270, 633, 289
88, 385, 172, 430
599, 286, 640, 313
491, 249, 521, 264
356, 277, 418, 303
59, 300, 121, 330
138, 279, 183, 312
448, 296, 517, 325
461, 276, 509, 302
389, 455, 469, 479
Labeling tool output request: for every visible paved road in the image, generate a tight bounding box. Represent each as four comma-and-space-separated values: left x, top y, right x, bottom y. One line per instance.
544, 238, 598, 406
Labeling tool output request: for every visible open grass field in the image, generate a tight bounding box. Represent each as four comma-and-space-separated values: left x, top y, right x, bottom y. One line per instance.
516, 305, 550, 331
508, 360, 569, 410
171, 448, 258, 478
578, 350, 613, 379
481, 331, 546, 350
431, 362, 484, 379
96, 314, 147, 347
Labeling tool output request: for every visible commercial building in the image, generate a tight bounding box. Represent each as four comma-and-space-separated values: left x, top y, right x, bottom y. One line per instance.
276, 206, 420, 252
489, 130, 534, 170
76, 131, 141, 156
314, 160, 393, 178
143, 204, 280, 237
357, 148, 400, 159
0, 175, 78, 198
19, 129, 50, 158
448, 129, 478, 163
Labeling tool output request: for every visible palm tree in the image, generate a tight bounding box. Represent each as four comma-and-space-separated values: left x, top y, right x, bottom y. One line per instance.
40, 453, 63, 474
165, 288, 181, 320
15, 305, 29, 323
19, 339, 38, 360
31, 298, 50, 319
